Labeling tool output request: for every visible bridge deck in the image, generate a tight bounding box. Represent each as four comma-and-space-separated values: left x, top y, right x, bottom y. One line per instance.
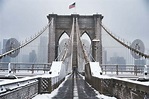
52, 72, 99, 99
52, 74, 73, 99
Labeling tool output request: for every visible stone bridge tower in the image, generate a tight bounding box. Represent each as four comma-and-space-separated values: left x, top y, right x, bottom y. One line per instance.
47, 14, 103, 66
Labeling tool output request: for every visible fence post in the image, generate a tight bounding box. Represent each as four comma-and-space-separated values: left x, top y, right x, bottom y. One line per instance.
48, 78, 52, 93
38, 78, 41, 94
44, 64, 46, 73
116, 65, 118, 75
32, 64, 34, 74
134, 65, 137, 76
13, 64, 16, 74
8, 63, 12, 75
101, 79, 103, 94
105, 65, 106, 74
144, 65, 147, 79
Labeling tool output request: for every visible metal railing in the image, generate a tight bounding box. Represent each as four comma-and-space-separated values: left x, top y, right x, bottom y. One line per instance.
0, 62, 51, 74
101, 64, 149, 76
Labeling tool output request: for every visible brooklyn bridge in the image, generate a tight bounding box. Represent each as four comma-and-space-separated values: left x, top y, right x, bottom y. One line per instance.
0, 14, 149, 99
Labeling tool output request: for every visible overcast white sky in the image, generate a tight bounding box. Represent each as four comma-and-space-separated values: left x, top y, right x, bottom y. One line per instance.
0, 0, 149, 49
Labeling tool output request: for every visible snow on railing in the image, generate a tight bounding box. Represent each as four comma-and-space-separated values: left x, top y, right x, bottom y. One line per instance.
0, 76, 38, 93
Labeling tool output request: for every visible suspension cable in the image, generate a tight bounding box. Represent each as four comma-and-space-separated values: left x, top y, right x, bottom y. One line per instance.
101, 23, 149, 59
76, 18, 90, 63
60, 18, 75, 61
55, 46, 67, 61
0, 18, 53, 59
89, 52, 96, 62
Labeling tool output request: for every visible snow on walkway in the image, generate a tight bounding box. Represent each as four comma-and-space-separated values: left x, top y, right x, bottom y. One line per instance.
32, 74, 116, 99
32, 74, 71, 99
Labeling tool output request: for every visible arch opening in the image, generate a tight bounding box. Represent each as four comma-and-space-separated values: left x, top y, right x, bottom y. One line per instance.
78, 32, 92, 73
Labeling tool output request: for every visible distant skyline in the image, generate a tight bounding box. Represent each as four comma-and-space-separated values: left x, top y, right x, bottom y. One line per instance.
1, 0, 149, 58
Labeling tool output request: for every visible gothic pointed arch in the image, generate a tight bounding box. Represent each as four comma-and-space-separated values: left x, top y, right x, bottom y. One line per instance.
80, 32, 92, 61
81, 31, 92, 44
47, 14, 103, 64
56, 31, 70, 60
58, 32, 69, 44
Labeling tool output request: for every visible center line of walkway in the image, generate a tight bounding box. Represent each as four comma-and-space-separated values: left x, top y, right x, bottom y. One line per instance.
73, 74, 78, 99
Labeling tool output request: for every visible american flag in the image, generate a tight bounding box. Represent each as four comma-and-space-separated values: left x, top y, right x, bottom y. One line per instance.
69, 2, 76, 9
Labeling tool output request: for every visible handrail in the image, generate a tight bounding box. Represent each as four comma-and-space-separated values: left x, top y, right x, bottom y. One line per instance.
101, 64, 148, 76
